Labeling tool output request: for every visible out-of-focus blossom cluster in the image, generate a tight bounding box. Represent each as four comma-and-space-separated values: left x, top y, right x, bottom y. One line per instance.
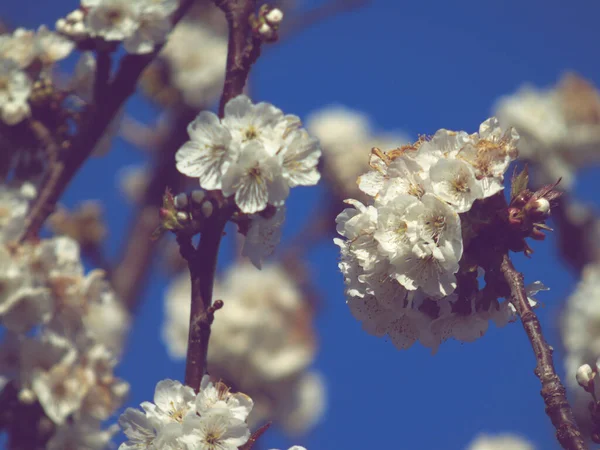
561, 262, 600, 430
495, 73, 600, 189
175, 95, 321, 267
58, 0, 178, 55
0, 183, 129, 448
334, 118, 539, 352
306, 105, 411, 201
119, 377, 253, 449
466, 433, 535, 450
163, 263, 325, 435
0, 26, 73, 125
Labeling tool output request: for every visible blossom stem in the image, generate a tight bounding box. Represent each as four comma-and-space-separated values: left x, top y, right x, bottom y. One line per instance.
19, 0, 196, 243
501, 253, 587, 450
216, 0, 261, 117
179, 204, 234, 392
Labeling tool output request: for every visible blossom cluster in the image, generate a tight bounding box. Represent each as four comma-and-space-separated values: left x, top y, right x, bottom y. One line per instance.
176, 95, 321, 215
335, 118, 529, 351
0, 26, 73, 124
0, 183, 129, 448
58, 0, 178, 54
495, 72, 600, 189
306, 105, 410, 200
119, 377, 253, 450
163, 263, 325, 434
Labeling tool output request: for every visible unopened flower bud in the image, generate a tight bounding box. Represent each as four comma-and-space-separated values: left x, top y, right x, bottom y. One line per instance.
201, 201, 213, 218
176, 211, 189, 222
191, 190, 205, 204
576, 363, 595, 389
71, 22, 86, 35
174, 193, 188, 209
258, 23, 274, 40
265, 8, 283, 26
527, 197, 551, 220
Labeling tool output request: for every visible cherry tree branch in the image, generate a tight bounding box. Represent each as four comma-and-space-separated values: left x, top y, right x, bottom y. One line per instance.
500, 253, 587, 450
19, 0, 196, 243
180, 0, 261, 392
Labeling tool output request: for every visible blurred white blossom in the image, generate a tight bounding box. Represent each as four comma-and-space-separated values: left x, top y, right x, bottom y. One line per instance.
0, 26, 73, 125
78, 0, 178, 54
335, 118, 527, 351
163, 262, 325, 434
466, 433, 535, 450
306, 105, 411, 200
495, 73, 600, 189
0, 184, 129, 445
159, 21, 227, 108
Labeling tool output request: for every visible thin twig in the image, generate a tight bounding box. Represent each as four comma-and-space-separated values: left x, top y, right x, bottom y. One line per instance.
19, 0, 196, 243
500, 253, 587, 450
216, 0, 262, 116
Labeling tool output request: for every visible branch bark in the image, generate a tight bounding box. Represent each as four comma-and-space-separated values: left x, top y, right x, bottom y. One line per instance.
19, 0, 196, 243
501, 253, 587, 450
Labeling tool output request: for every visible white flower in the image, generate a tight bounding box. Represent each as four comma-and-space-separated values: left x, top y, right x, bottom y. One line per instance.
221, 95, 290, 152
124, 0, 178, 54
180, 408, 250, 450
48, 418, 117, 450
0, 29, 37, 68
242, 206, 285, 269
428, 158, 483, 213
33, 25, 74, 65
176, 111, 237, 190
141, 379, 196, 425
85, 0, 140, 42
118, 407, 163, 449
222, 141, 288, 214
196, 375, 253, 422
278, 129, 321, 187
31, 354, 95, 424
0, 59, 31, 125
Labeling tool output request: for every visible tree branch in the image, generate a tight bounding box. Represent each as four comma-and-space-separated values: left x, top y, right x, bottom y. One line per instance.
500, 253, 587, 450
19, 0, 196, 243
216, 0, 261, 116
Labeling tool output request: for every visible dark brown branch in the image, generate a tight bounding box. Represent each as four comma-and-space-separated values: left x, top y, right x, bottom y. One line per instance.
19, 0, 196, 243
501, 253, 587, 450
181, 204, 233, 391
216, 0, 261, 116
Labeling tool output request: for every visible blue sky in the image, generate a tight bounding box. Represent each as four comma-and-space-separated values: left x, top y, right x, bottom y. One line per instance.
3, 0, 600, 449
